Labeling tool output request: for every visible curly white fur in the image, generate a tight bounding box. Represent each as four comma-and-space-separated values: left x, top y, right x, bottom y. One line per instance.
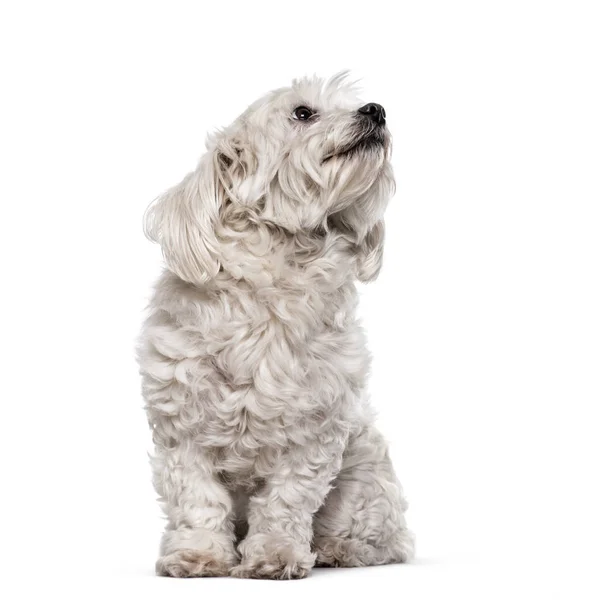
138, 73, 414, 579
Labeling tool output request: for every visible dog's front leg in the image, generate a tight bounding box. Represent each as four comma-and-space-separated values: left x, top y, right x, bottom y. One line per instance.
152, 437, 238, 577
231, 438, 345, 580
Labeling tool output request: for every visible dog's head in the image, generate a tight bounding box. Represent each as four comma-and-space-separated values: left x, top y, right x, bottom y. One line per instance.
145, 73, 395, 286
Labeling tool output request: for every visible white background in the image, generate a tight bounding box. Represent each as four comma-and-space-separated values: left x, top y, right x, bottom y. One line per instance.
1, 1, 589, 599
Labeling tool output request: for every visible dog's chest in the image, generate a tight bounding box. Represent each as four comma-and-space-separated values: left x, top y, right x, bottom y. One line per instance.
187, 311, 344, 441
144, 281, 368, 477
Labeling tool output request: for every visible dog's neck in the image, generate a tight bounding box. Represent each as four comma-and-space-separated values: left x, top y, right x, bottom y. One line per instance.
209, 222, 357, 293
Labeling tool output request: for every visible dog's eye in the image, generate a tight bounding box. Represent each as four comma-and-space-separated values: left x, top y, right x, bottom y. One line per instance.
292, 106, 315, 121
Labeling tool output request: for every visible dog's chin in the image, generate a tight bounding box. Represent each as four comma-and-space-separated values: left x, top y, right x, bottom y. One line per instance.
323, 130, 386, 164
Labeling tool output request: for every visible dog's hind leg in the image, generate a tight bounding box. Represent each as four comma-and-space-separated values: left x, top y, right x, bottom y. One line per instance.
312, 425, 414, 567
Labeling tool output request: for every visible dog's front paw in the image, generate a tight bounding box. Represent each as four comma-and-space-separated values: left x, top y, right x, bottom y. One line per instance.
156, 549, 232, 578
231, 533, 315, 580
157, 527, 238, 577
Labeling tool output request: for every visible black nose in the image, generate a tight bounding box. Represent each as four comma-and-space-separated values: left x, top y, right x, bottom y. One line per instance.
358, 103, 386, 126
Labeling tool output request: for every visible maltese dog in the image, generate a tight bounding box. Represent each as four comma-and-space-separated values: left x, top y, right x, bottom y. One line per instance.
138, 73, 414, 579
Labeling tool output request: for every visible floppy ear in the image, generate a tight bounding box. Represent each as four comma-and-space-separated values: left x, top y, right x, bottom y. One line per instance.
144, 152, 222, 285
353, 164, 394, 282
355, 219, 385, 282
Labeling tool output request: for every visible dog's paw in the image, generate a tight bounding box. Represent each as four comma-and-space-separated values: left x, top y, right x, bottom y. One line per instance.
231, 533, 315, 580
156, 549, 231, 577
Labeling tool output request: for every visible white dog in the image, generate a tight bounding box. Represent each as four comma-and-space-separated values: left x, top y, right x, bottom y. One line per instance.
138, 73, 414, 579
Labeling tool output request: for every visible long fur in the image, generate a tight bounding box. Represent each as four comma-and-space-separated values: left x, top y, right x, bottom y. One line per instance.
138, 73, 414, 579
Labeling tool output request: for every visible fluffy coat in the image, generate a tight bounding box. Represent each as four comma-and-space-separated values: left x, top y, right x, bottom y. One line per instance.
138, 74, 414, 579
